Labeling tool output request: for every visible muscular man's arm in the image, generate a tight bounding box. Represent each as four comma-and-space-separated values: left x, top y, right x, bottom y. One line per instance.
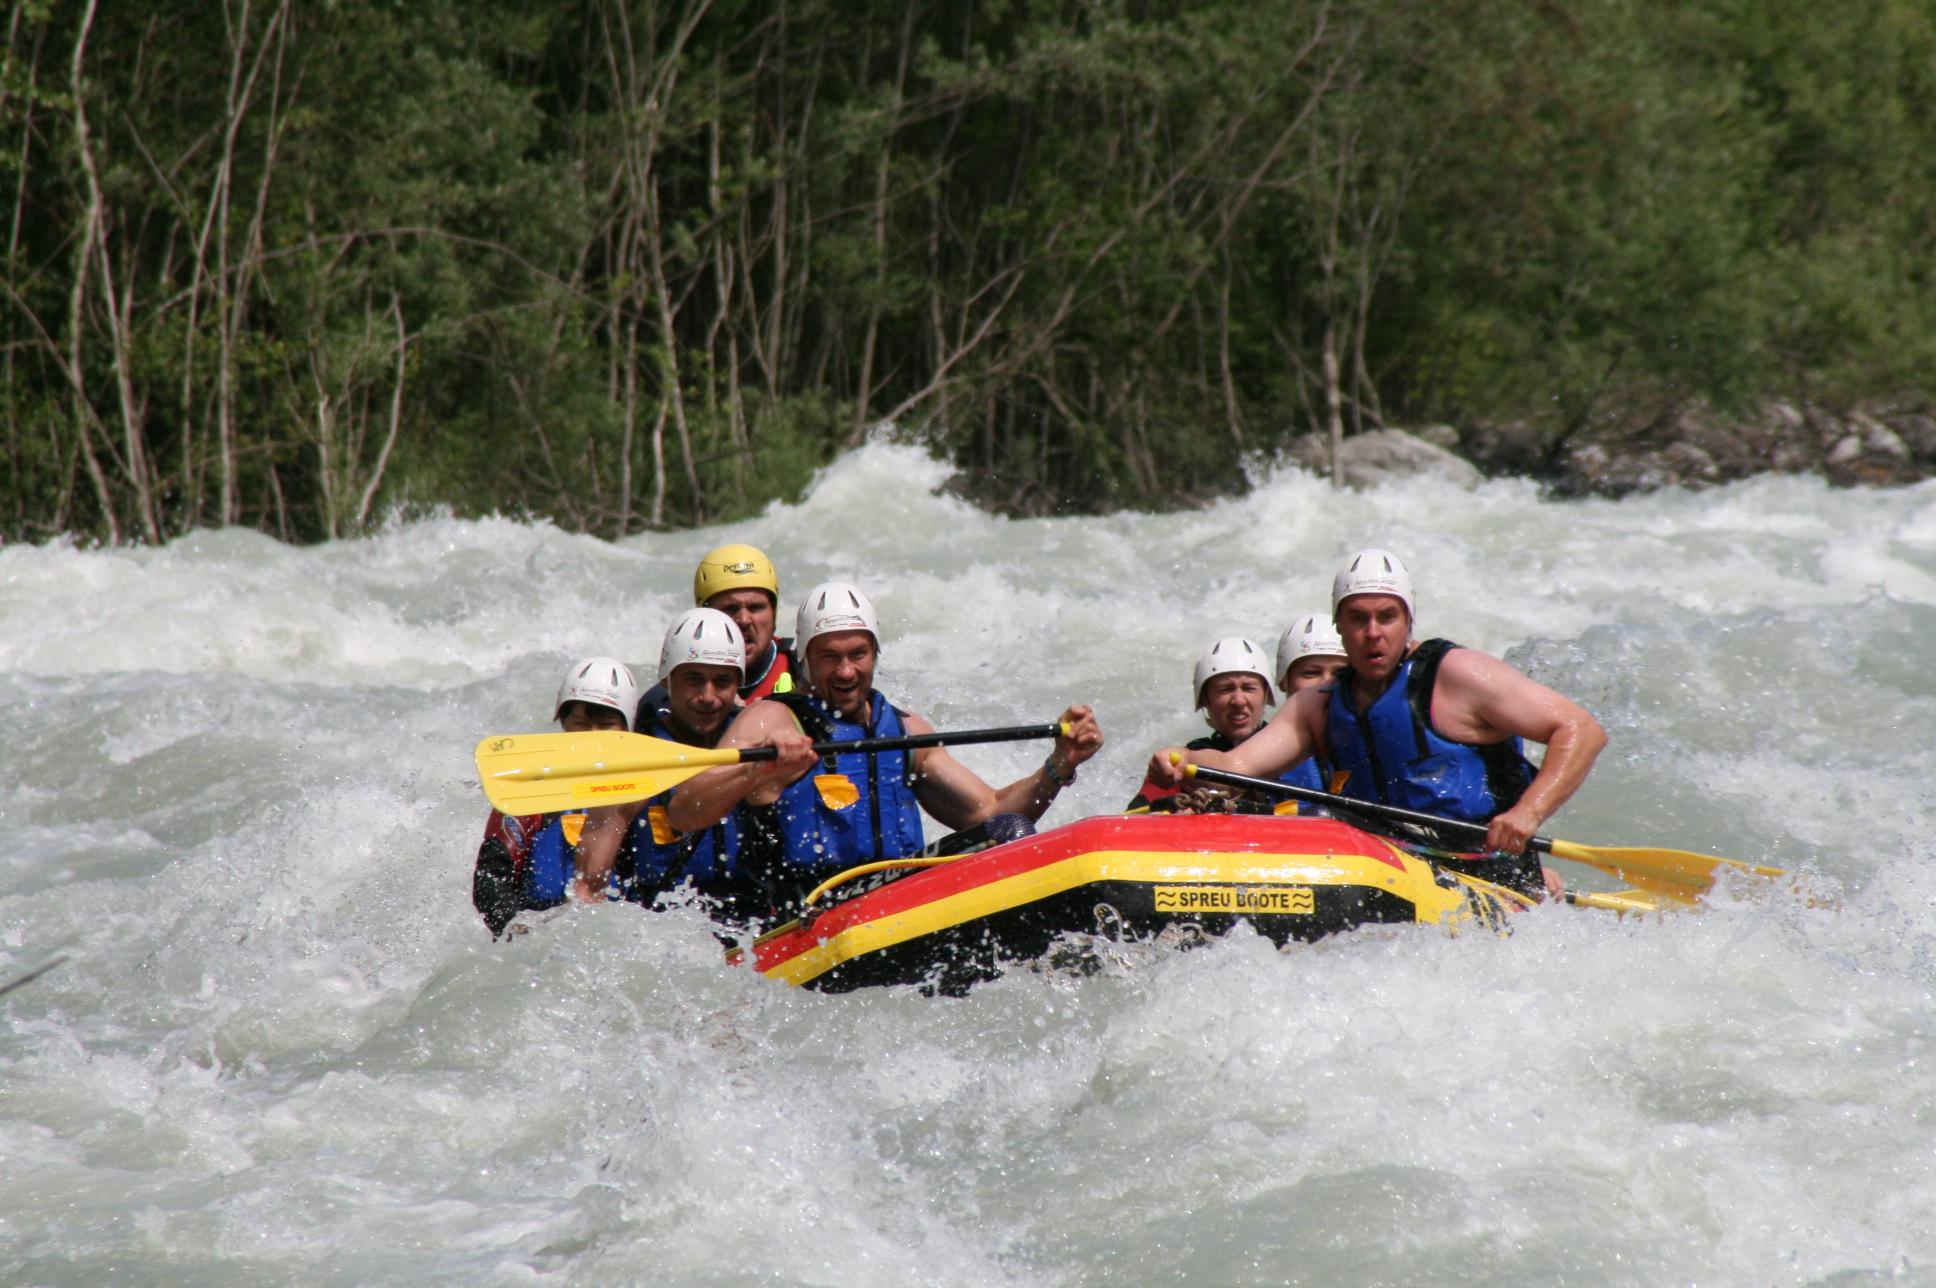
1432, 649, 1607, 854
1145, 688, 1328, 786
663, 702, 818, 832
909, 704, 1104, 830
570, 799, 643, 903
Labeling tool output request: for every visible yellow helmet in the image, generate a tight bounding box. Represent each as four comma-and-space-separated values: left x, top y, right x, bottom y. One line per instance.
692, 543, 779, 607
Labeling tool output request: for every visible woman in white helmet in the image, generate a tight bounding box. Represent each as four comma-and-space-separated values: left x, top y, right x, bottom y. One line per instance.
571, 609, 772, 917
664, 579, 1105, 903
1145, 547, 1607, 899
1275, 612, 1348, 697
1126, 636, 1296, 812
553, 655, 642, 732
472, 656, 640, 936
1261, 612, 1351, 799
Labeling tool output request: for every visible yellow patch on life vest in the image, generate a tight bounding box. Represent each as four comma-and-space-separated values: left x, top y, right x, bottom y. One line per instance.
561, 813, 586, 846
648, 805, 676, 844
814, 773, 859, 810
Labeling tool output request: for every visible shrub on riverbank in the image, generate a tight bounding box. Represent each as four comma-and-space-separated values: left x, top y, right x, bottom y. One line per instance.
5, 0, 1932, 542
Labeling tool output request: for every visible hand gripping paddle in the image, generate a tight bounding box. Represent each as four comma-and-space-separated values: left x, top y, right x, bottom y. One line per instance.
1183, 762, 1782, 903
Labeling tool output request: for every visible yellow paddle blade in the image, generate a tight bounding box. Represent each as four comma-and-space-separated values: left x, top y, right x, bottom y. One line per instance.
814, 773, 859, 810
1565, 888, 1668, 915
1545, 839, 1784, 903
474, 730, 742, 814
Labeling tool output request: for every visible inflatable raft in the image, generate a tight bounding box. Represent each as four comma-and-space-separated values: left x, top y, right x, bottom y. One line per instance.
748, 812, 1527, 992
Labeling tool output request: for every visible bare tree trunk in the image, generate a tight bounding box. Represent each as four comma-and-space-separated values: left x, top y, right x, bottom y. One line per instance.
1217, 257, 1245, 450
74, 0, 163, 542
648, 387, 669, 530
3, 8, 41, 531
266, 461, 290, 541
313, 390, 337, 540
353, 295, 407, 530
65, 0, 120, 543
618, 313, 638, 537
214, 0, 253, 524
849, 0, 917, 446
706, 99, 750, 495
1323, 318, 1345, 487
99, 236, 162, 541
645, 175, 703, 522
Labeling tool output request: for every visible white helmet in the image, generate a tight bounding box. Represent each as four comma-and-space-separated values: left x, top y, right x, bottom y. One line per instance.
795, 581, 881, 684
1192, 636, 1275, 707
1275, 612, 1347, 684
1331, 548, 1415, 625
657, 607, 746, 686
554, 656, 641, 729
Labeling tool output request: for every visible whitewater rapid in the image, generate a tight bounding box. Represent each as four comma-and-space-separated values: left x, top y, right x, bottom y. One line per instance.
4, 443, 1934, 1285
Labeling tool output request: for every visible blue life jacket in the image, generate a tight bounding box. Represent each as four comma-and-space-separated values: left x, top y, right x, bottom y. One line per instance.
1322, 638, 1537, 824
524, 812, 585, 907
768, 689, 926, 873
621, 705, 741, 901
1278, 755, 1329, 795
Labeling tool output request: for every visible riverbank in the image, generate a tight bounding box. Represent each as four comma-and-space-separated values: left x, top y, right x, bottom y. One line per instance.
1280, 396, 1936, 497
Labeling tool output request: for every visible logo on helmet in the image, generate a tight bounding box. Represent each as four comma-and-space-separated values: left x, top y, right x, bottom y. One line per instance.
724, 561, 757, 575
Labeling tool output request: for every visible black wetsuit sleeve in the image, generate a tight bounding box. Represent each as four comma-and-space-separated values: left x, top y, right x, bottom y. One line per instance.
471, 836, 525, 939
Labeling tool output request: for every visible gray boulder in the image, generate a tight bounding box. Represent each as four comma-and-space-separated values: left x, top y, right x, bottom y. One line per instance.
1290, 428, 1482, 490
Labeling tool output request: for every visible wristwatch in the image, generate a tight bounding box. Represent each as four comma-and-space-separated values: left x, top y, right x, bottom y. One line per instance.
1043, 754, 1077, 787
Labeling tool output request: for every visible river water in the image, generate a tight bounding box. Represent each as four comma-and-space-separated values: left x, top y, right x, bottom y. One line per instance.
4, 443, 1934, 1286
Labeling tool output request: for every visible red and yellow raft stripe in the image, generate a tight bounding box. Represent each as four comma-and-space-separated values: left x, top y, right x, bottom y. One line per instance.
749, 813, 1480, 987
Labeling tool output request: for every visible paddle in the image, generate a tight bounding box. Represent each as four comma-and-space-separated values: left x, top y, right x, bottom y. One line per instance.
1181, 762, 1783, 902
0, 955, 66, 999
477, 722, 1068, 815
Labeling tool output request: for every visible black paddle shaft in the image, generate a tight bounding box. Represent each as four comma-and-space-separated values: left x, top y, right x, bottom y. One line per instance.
1187, 764, 1547, 857
737, 722, 1065, 762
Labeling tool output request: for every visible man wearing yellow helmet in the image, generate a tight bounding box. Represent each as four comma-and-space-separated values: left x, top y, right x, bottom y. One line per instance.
691, 543, 797, 702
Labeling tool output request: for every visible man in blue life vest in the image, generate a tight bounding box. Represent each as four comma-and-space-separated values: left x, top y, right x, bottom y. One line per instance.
570, 608, 757, 912
691, 543, 797, 703
1146, 549, 1606, 896
666, 581, 1106, 893
472, 656, 640, 936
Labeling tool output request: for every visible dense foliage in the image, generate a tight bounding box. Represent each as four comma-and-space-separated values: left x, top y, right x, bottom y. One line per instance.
4, 0, 1932, 542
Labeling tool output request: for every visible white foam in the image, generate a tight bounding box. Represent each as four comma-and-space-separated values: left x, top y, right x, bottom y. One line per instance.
6, 444, 1936, 1283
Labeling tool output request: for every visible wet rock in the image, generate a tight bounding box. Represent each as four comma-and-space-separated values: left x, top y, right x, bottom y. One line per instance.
1766, 401, 1806, 433
1849, 411, 1908, 460
1890, 412, 1936, 462
1660, 440, 1721, 484
1460, 396, 1934, 497
1292, 428, 1482, 490
1826, 434, 1864, 466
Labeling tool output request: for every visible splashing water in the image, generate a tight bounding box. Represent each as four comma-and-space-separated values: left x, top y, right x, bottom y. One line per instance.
4, 445, 1935, 1285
